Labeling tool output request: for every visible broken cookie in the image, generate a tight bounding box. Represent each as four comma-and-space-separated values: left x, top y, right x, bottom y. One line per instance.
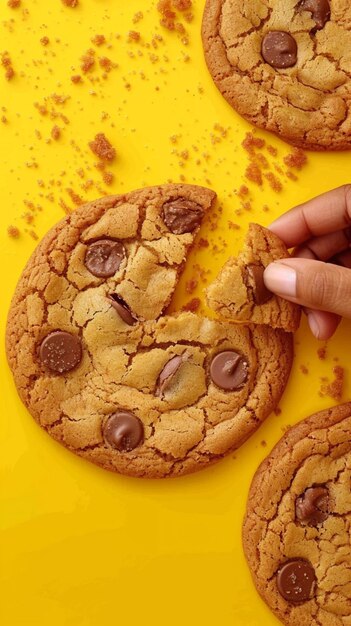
206, 223, 301, 332
6, 184, 293, 478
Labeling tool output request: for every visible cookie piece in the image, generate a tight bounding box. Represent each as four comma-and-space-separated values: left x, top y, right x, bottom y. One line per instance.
243, 402, 351, 626
6, 184, 293, 478
202, 0, 351, 150
206, 223, 301, 332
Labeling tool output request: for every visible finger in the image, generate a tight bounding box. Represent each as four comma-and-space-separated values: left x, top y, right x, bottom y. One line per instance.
294, 227, 351, 261
264, 258, 351, 318
305, 309, 341, 340
268, 185, 351, 247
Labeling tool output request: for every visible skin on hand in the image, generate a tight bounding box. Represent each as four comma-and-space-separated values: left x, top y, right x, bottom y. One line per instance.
263, 185, 351, 340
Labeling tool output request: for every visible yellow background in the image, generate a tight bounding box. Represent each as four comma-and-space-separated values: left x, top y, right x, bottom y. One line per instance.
1, 2, 350, 625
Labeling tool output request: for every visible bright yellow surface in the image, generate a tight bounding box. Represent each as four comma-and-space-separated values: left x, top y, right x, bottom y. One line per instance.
1, 2, 350, 625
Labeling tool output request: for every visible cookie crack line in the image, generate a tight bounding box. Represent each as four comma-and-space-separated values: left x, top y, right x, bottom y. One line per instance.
6, 185, 296, 479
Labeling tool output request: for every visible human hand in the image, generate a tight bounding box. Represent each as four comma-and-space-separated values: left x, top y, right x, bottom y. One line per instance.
263, 185, 351, 340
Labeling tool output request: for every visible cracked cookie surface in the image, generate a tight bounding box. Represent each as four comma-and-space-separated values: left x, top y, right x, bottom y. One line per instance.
6, 184, 293, 478
243, 402, 351, 625
206, 223, 301, 332
202, 0, 351, 150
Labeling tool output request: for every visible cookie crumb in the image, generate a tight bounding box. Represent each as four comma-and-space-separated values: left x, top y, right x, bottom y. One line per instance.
71, 74, 82, 84
61, 0, 78, 6
182, 297, 200, 312
237, 185, 249, 198
128, 30, 141, 43
1, 52, 15, 81
317, 345, 327, 360
7, 0, 21, 7
7, 225, 20, 238
320, 366, 344, 401
186, 278, 198, 294
265, 172, 282, 193
300, 364, 309, 375
80, 49, 95, 73
89, 133, 116, 161
245, 163, 262, 186
51, 125, 61, 140
133, 11, 144, 23
91, 34, 106, 46
242, 132, 265, 154
40, 36, 50, 46
260, 440, 267, 447
284, 148, 307, 170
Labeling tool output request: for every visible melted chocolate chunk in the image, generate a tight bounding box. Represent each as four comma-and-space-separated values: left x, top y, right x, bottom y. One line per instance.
162, 198, 204, 234
277, 560, 316, 603
299, 0, 330, 30
104, 411, 144, 452
85, 239, 126, 278
247, 264, 273, 305
109, 294, 137, 326
210, 351, 248, 391
40, 331, 82, 374
295, 486, 329, 525
156, 355, 183, 397
262, 31, 298, 69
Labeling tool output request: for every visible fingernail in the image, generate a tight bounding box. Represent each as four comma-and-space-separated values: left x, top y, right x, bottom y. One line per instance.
307, 312, 320, 339
264, 263, 297, 298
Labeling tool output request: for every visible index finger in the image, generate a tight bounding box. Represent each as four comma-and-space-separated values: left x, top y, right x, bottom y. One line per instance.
268, 185, 351, 248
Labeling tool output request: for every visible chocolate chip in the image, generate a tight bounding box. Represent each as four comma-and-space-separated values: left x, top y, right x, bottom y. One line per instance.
40, 331, 82, 373
210, 351, 248, 391
262, 31, 298, 69
299, 0, 330, 30
84, 239, 126, 278
295, 486, 329, 525
104, 411, 144, 452
277, 560, 316, 603
246, 264, 273, 305
162, 198, 204, 234
156, 355, 183, 397
108, 294, 137, 326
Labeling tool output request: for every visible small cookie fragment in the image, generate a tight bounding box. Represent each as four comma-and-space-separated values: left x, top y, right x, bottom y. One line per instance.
206, 223, 301, 332
89, 133, 116, 161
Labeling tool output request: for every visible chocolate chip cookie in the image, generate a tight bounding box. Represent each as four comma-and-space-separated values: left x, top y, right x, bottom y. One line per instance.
202, 0, 351, 150
206, 223, 301, 332
243, 402, 351, 625
6, 184, 293, 478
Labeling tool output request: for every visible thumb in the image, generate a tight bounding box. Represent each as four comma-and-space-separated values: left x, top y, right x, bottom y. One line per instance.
264, 258, 351, 318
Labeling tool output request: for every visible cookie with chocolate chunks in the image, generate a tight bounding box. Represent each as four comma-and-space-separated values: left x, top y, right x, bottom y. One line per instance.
6, 184, 293, 478
243, 402, 351, 626
202, 0, 351, 150
207, 223, 301, 332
